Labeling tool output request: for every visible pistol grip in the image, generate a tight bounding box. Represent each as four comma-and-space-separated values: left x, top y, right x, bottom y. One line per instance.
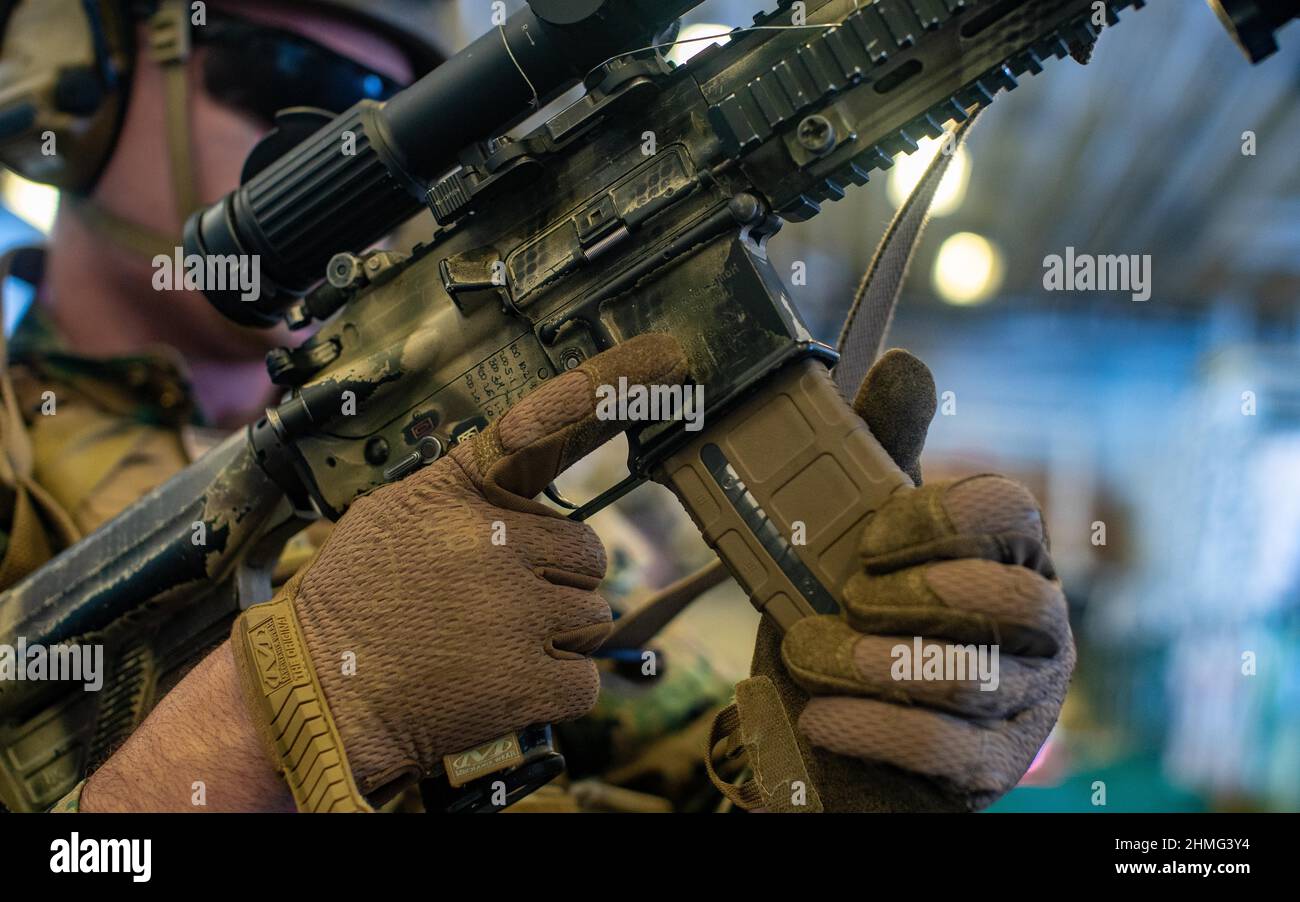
656, 359, 913, 632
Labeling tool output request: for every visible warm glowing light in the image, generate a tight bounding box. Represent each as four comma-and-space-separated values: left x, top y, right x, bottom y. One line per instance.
886, 135, 970, 217
666, 23, 733, 67
932, 232, 1004, 306
1, 171, 59, 234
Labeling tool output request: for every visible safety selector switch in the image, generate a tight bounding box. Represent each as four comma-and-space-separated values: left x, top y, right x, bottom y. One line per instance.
383, 436, 444, 481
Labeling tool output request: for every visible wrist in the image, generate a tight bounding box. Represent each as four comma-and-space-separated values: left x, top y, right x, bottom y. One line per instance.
229, 597, 374, 812
82, 642, 296, 812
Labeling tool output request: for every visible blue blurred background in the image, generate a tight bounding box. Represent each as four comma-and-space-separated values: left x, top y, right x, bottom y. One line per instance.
3, 0, 1296, 811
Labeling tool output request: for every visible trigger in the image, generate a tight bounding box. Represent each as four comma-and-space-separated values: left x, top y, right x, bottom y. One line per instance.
544, 482, 580, 511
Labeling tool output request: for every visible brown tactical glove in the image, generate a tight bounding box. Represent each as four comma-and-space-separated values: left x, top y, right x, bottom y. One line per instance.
745, 349, 1075, 812
230, 334, 687, 811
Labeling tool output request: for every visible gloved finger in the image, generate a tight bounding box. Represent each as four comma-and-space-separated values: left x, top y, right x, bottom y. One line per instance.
499, 515, 608, 587
547, 620, 613, 658
542, 657, 603, 724
540, 583, 613, 655
841, 558, 1069, 656
397, 466, 609, 585
491, 655, 603, 738
852, 348, 936, 486
798, 694, 1062, 801
782, 616, 1069, 719
450, 333, 689, 516
860, 475, 1054, 578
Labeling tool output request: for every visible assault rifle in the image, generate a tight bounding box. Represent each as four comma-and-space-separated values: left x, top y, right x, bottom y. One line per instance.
1, 0, 1295, 812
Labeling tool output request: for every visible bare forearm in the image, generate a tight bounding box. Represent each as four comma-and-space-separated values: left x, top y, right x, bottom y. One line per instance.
81, 641, 296, 812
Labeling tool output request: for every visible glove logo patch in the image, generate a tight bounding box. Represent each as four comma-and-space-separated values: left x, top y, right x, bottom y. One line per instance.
443, 733, 525, 788
247, 612, 294, 694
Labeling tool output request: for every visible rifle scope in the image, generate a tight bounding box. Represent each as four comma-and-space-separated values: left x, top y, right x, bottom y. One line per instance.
183, 0, 702, 327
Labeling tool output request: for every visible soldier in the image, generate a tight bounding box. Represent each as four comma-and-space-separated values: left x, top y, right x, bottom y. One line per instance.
3, 1, 1074, 813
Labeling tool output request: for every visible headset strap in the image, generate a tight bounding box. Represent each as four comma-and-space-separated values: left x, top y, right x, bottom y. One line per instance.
148, 0, 198, 226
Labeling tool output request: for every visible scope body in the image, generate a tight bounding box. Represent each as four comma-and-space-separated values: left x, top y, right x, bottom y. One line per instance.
184, 0, 703, 325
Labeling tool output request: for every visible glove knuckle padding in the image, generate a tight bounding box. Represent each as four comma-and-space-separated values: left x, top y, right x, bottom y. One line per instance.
787, 618, 1055, 716
844, 559, 1067, 656
922, 559, 1068, 654
862, 475, 1049, 573
940, 475, 1045, 538
768, 465, 1075, 810
797, 627, 1075, 804
781, 616, 864, 696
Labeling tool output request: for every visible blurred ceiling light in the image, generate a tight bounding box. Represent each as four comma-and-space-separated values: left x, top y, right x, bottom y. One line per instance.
0, 171, 59, 234
886, 135, 970, 216
666, 23, 733, 67
932, 232, 1004, 306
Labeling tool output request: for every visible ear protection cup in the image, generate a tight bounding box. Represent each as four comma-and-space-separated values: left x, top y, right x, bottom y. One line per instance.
0, 0, 457, 197
0, 0, 135, 192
